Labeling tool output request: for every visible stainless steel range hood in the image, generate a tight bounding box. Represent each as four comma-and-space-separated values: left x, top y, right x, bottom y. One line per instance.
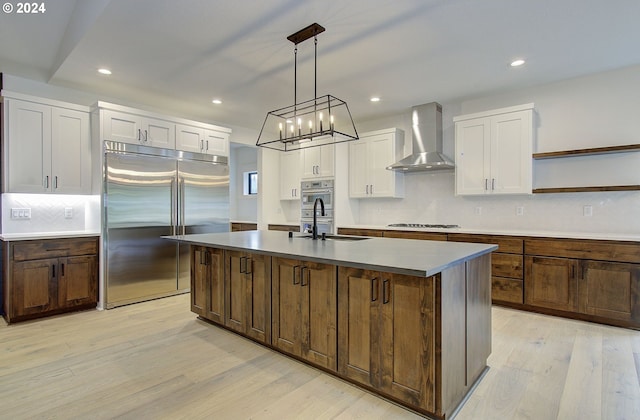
386, 102, 455, 172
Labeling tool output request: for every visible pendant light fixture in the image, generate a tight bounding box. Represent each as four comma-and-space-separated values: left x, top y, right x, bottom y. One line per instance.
256, 23, 359, 151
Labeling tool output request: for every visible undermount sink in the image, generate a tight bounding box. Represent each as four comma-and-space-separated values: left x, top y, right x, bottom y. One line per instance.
295, 234, 370, 241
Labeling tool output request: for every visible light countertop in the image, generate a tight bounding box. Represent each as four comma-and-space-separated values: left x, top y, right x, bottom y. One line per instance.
165, 230, 496, 277
0, 231, 101, 241
339, 224, 640, 242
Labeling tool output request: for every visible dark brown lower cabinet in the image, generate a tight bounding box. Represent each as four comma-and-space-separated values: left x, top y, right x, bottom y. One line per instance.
337, 266, 436, 411
3, 237, 98, 323
225, 250, 271, 344
190, 246, 224, 324
579, 261, 640, 323
525, 256, 578, 312
272, 257, 337, 370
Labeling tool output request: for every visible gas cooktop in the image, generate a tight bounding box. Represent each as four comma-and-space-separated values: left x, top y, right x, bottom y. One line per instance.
387, 223, 460, 229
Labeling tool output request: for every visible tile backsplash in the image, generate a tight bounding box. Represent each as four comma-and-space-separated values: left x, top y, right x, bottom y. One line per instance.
1, 193, 101, 234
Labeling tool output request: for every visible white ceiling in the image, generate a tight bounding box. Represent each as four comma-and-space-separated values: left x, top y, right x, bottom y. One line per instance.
1, 0, 639, 131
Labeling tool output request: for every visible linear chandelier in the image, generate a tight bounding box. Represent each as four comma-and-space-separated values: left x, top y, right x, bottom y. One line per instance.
256, 23, 358, 151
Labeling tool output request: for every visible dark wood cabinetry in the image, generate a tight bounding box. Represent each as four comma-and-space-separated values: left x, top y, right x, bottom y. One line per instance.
190, 246, 224, 324
230, 222, 257, 231
3, 237, 98, 323
337, 266, 436, 411
272, 257, 337, 370
224, 250, 271, 344
525, 238, 640, 328
449, 233, 524, 304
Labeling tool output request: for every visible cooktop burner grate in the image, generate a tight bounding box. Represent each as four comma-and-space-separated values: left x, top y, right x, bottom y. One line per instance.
387, 223, 460, 229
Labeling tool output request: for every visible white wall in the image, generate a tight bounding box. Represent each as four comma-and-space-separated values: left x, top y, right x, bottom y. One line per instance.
230, 145, 258, 222
350, 64, 640, 235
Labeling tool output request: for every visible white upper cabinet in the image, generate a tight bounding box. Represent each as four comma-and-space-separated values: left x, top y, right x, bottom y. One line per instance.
3, 96, 91, 194
176, 124, 230, 156
349, 128, 405, 198
454, 104, 533, 195
279, 150, 301, 200
301, 143, 334, 179
102, 109, 175, 148
97, 102, 230, 156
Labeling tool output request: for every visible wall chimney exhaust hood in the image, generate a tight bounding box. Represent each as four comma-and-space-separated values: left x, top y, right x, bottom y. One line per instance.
386, 102, 455, 172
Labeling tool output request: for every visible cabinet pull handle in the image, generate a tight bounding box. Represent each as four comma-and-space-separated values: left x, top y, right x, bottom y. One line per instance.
200, 139, 204, 151
54, 176, 58, 189
484, 178, 488, 190
52, 264, 56, 278
239, 256, 246, 273
301, 267, 308, 287
144, 130, 148, 142
44, 176, 49, 188
371, 277, 379, 302
206, 140, 209, 151
137, 129, 141, 141
61, 263, 65, 276
383, 279, 390, 304
492, 178, 496, 190
293, 265, 301, 285
366, 185, 369, 194
245, 258, 252, 274
370, 184, 373, 195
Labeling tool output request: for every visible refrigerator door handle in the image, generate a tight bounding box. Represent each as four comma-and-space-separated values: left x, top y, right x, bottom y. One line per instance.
170, 178, 177, 235
180, 178, 186, 235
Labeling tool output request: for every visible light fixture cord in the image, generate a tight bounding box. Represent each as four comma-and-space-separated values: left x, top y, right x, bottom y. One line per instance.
294, 44, 297, 118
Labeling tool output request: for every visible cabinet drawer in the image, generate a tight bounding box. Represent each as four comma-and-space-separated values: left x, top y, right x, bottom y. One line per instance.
13, 237, 98, 261
525, 238, 640, 263
491, 277, 523, 304
382, 231, 447, 241
337, 228, 384, 237
492, 253, 523, 279
448, 233, 524, 254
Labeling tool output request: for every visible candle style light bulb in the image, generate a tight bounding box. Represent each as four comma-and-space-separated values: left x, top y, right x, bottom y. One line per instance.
279, 123, 283, 140
330, 115, 334, 131
298, 118, 302, 136
308, 120, 313, 134
319, 112, 323, 132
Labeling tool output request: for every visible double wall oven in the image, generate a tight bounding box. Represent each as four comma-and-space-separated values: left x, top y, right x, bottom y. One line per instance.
300, 179, 334, 235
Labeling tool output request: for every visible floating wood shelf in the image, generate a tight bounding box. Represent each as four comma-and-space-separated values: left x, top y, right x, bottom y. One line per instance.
533, 185, 640, 194
533, 144, 640, 159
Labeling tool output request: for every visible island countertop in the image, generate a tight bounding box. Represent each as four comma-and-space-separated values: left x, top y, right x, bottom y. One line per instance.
165, 230, 497, 277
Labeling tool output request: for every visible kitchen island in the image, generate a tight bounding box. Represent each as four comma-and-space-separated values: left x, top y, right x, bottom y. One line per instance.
167, 231, 496, 419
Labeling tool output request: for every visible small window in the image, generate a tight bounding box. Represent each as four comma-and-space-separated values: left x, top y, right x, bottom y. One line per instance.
245, 171, 258, 195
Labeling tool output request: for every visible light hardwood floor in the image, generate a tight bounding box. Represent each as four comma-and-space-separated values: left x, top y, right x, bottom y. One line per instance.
1, 294, 639, 419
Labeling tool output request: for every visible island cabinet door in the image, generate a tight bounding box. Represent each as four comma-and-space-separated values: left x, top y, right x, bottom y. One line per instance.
272, 258, 303, 356
300, 261, 337, 371
190, 247, 224, 324
337, 267, 379, 387
272, 258, 338, 371
191, 246, 209, 317
12, 258, 59, 317
378, 273, 436, 412
224, 250, 272, 344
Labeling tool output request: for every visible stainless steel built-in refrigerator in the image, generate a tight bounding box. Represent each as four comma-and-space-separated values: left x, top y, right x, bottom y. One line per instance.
104, 141, 229, 308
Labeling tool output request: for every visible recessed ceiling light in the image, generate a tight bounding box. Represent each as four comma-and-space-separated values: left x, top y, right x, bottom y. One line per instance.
370, 97, 381, 102
212, 99, 222, 105
510, 59, 525, 67
98, 68, 112, 75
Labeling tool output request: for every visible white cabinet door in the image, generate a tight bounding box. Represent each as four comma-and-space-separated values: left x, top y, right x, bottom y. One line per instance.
102, 110, 143, 144
144, 117, 175, 149
51, 108, 91, 194
5, 99, 51, 193
348, 140, 369, 197
175, 124, 205, 153
280, 150, 301, 200
454, 105, 532, 196
455, 118, 491, 195
301, 144, 334, 179
203, 128, 229, 157
491, 110, 532, 194
348, 129, 404, 198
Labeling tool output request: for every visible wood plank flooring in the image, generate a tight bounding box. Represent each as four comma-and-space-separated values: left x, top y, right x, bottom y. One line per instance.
1, 294, 639, 419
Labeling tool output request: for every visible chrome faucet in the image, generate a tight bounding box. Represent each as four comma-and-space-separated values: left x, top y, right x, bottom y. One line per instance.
312, 198, 325, 240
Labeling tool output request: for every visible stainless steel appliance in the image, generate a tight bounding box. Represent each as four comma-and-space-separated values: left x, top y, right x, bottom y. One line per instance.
104, 141, 229, 308
301, 179, 334, 234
